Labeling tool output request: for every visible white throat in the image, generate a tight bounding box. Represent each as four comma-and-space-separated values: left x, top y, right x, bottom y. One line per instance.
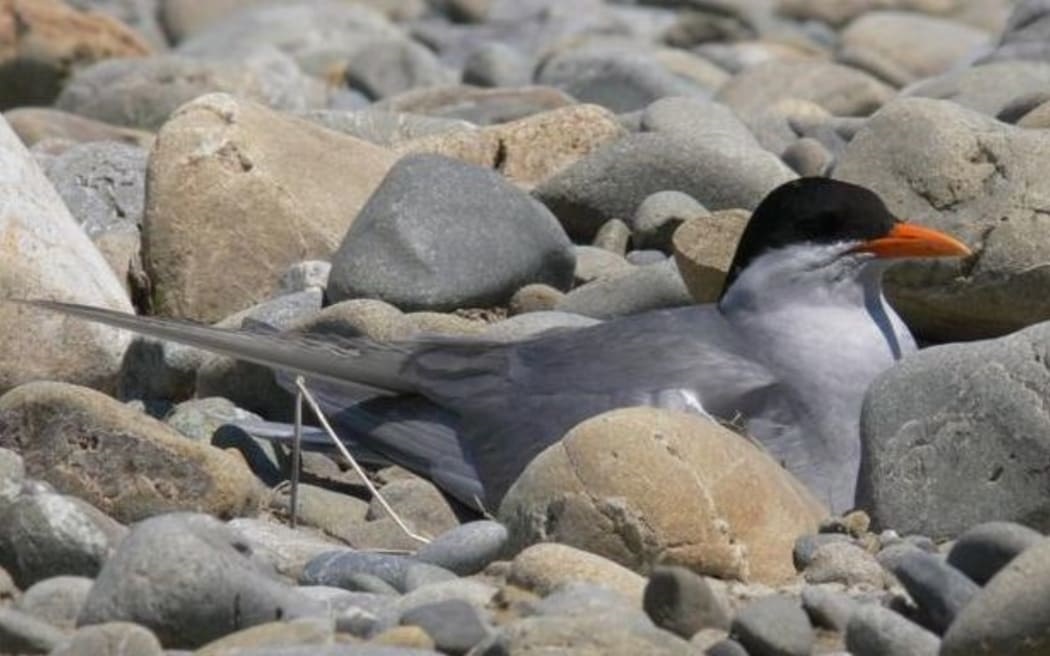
718, 242, 916, 509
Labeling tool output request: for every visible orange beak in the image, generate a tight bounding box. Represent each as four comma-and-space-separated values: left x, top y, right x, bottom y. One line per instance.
851, 222, 972, 259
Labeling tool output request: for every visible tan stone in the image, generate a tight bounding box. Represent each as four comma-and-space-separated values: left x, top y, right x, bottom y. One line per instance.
508, 543, 647, 602
0, 115, 132, 394
672, 209, 750, 303
0, 0, 150, 105
145, 93, 396, 321
395, 104, 627, 188
5, 108, 154, 149
1019, 101, 1050, 129
371, 625, 435, 650
499, 408, 827, 584
0, 381, 263, 523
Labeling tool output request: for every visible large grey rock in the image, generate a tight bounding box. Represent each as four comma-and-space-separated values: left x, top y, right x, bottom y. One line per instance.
55, 50, 321, 131
327, 154, 575, 311
836, 97, 1050, 341
0, 116, 132, 394
878, 550, 978, 634
534, 132, 794, 240
845, 604, 940, 656
38, 140, 148, 291
0, 492, 126, 589
947, 521, 1045, 585
859, 321, 1050, 538
537, 48, 711, 113
903, 61, 1050, 117
942, 537, 1050, 655
78, 513, 325, 649
716, 60, 895, 117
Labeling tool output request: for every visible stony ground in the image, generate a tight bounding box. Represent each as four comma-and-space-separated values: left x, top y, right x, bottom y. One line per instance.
0, 0, 1049, 654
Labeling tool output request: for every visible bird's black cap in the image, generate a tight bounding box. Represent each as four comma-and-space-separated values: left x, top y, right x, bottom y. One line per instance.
720, 178, 899, 297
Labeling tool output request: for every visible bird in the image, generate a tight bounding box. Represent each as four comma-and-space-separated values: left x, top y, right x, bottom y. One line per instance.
17, 177, 971, 514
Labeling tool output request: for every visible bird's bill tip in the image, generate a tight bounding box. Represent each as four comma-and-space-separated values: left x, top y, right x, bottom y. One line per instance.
852, 222, 972, 259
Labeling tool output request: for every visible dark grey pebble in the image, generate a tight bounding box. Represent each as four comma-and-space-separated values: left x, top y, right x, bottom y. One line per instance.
846, 604, 940, 656
402, 562, 459, 591
643, 566, 731, 638
707, 638, 750, 656
401, 599, 492, 654
879, 549, 978, 634
946, 521, 1044, 585
413, 520, 509, 576
301, 550, 414, 592
731, 595, 814, 656
340, 573, 401, 595
800, 585, 860, 632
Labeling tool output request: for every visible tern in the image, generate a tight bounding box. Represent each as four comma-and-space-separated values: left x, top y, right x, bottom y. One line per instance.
18, 178, 971, 513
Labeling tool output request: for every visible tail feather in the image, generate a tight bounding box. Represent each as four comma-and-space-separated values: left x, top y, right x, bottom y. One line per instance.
15, 300, 416, 394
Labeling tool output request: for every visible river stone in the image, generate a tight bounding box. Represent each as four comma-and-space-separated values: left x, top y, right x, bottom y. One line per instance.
49, 621, 164, 656
0, 381, 262, 523
836, 97, 1050, 341
508, 543, 647, 603
946, 521, 1045, 585
0, 118, 134, 396
14, 575, 95, 630
903, 61, 1050, 118
499, 408, 826, 584
4, 108, 154, 149
145, 93, 394, 322
846, 603, 940, 656
672, 209, 751, 303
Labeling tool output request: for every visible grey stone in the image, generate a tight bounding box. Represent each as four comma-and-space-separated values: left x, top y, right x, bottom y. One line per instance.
374, 85, 575, 126
846, 604, 940, 656
401, 563, 459, 592
947, 521, 1045, 585
414, 521, 509, 576
78, 513, 324, 649
55, 50, 320, 131
327, 154, 575, 311
227, 517, 343, 581
278, 261, 332, 295
640, 96, 759, 149
0, 493, 126, 589
507, 285, 567, 316
392, 578, 497, 618
730, 596, 815, 656
117, 336, 208, 403
904, 61, 1050, 117
643, 566, 731, 638
878, 550, 978, 634
836, 97, 1050, 341
366, 477, 462, 539
0, 607, 68, 654
298, 109, 471, 148
269, 484, 370, 543
462, 43, 532, 87
400, 599, 491, 654
66, 0, 168, 50
800, 585, 859, 632
49, 621, 164, 656
537, 48, 711, 113
163, 397, 260, 442
339, 573, 401, 595
14, 576, 94, 630
858, 321, 1050, 537
480, 311, 600, 341
625, 250, 667, 266
534, 131, 794, 241
782, 137, 833, 177
707, 639, 749, 656
631, 191, 708, 252
0, 447, 24, 503
345, 39, 455, 100
531, 583, 643, 621
592, 218, 631, 255
941, 537, 1050, 655
980, 0, 1050, 64
556, 258, 693, 319
300, 550, 415, 592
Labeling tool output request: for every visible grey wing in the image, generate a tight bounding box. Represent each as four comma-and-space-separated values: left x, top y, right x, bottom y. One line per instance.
404, 305, 798, 505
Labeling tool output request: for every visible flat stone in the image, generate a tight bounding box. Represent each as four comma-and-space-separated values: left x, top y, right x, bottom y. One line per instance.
413, 521, 509, 576
508, 543, 647, 603
730, 595, 815, 656
194, 617, 336, 655
556, 258, 692, 319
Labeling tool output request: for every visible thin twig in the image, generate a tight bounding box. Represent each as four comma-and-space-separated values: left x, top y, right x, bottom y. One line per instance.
294, 376, 431, 545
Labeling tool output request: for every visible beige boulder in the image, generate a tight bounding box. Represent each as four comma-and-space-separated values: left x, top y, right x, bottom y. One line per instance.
508, 542, 647, 602
0, 115, 132, 394
144, 93, 396, 322
0, 381, 263, 523
673, 209, 750, 303
499, 407, 827, 584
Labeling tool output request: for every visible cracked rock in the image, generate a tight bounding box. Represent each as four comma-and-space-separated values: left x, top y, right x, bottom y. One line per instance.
859, 320, 1050, 538
836, 97, 1050, 341
498, 407, 826, 584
